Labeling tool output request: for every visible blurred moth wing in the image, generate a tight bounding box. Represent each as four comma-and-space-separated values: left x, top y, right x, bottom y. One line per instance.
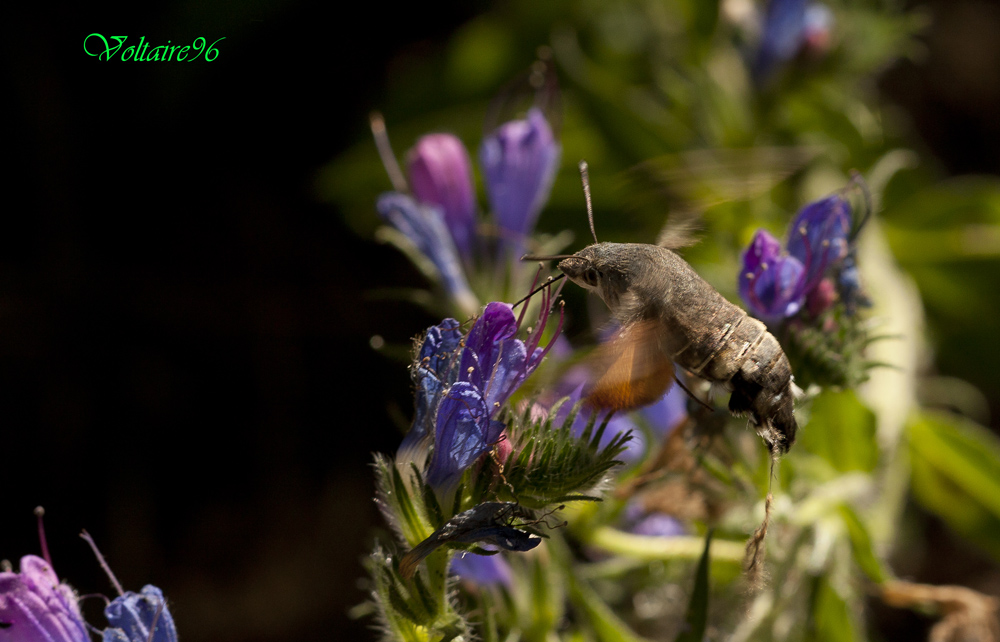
586, 319, 675, 412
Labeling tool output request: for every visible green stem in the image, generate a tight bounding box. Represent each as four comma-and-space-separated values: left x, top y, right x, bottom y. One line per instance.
587, 527, 745, 565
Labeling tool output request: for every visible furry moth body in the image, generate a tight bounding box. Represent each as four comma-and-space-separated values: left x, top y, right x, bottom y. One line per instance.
556, 242, 798, 454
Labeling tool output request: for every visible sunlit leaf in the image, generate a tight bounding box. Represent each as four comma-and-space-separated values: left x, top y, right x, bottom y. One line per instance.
908, 411, 1000, 561
798, 389, 877, 473
674, 530, 712, 642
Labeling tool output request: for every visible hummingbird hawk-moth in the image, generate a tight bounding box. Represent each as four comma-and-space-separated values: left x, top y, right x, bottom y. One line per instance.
524, 164, 798, 455
551, 241, 798, 455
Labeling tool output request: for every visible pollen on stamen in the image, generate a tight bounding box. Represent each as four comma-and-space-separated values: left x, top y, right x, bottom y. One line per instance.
799, 226, 807, 235
467, 367, 475, 375
760, 262, 768, 270
821, 240, 830, 247
746, 272, 755, 280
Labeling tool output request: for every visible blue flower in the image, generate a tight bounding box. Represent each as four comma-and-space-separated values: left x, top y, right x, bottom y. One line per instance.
407, 133, 478, 260
739, 229, 807, 322
739, 191, 862, 322
752, 0, 834, 84
401, 318, 463, 456
376, 192, 479, 316
0, 555, 89, 642
102, 586, 178, 642
417, 295, 561, 490
622, 500, 686, 538
451, 549, 513, 588
480, 108, 561, 253
786, 195, 851, 294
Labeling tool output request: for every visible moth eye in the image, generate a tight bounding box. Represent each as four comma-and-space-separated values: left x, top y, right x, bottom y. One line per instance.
583, 268, 600, 287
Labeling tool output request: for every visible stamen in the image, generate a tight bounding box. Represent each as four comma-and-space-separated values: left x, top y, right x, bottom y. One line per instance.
34, 506, 52, 568
80, 530, 125, 596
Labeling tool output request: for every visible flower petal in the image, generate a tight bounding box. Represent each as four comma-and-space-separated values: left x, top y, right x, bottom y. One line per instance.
104, 585, 178, 642
0, 556, 89, 642
426, 382, 504, 489
480, 108, 560, 251
786, 194, 851, 293
403, 318, 463, 453
753, 0, 809, 83
740, 248, 807, 322
376, 192, 477, 310
407, 133, 477, 258
451, 551, 513, 588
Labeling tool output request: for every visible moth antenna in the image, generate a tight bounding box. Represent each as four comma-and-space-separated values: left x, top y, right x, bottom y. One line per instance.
369, 111, 407, 193
579, 160, 599, 243
34, 506, 53, 568
80, 530, 125, 596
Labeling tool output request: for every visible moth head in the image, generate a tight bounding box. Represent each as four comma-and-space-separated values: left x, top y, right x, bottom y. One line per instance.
557, 244, 631, 309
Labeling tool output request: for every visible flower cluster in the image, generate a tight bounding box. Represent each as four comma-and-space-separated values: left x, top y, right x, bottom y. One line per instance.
369, 279, 644, 641
0, 518, 177, 642
375, 105, 561, 318
401, 291, 563, 490
739, 192, 854, 324
738, 181, 875, 389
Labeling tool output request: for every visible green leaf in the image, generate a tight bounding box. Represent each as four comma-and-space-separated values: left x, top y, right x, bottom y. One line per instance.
674, 530, 712, 642
837, 505, 888, 584
798, 390, 877, 473
810, 576, 862, 642
908, 411, 1000, 560
487, 400, 630, 508
567, 570, 651, 642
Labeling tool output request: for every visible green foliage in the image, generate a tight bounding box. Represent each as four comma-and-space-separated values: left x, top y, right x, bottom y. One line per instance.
673, 530, 712, 642
908, 411, 1000, 561
797, 389, 877, 474
810, 576, 863, 642
491, 401, 631, 508
779, 310, 884, 390
837, 504, 888, 584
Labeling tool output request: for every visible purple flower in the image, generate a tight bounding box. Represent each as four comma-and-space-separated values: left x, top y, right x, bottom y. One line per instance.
802, 4, 834, 54
752, 0, 833, 84
739, 229, 806, 322
640, 382, 688, 440
407, 134, 477, 259
376, 192, 478, 315
424, 297, 562, 489
786, 195, 850, 294
739, 191, 859, 323
451, 549, 513, 588
102, 585, 177, 642
622, 500, 686, 538
0, 555, 89, 642
480, 108, 561, 252
401, 318, 463, 456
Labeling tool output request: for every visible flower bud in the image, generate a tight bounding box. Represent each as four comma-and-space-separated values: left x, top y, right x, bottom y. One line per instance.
480, 108, 560, 251
407, 134, 477, 258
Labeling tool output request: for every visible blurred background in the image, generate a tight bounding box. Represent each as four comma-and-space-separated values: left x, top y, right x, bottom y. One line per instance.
4, 1, 1000, 641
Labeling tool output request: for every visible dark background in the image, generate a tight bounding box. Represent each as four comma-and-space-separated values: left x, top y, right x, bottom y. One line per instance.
3, 1, 999, 641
